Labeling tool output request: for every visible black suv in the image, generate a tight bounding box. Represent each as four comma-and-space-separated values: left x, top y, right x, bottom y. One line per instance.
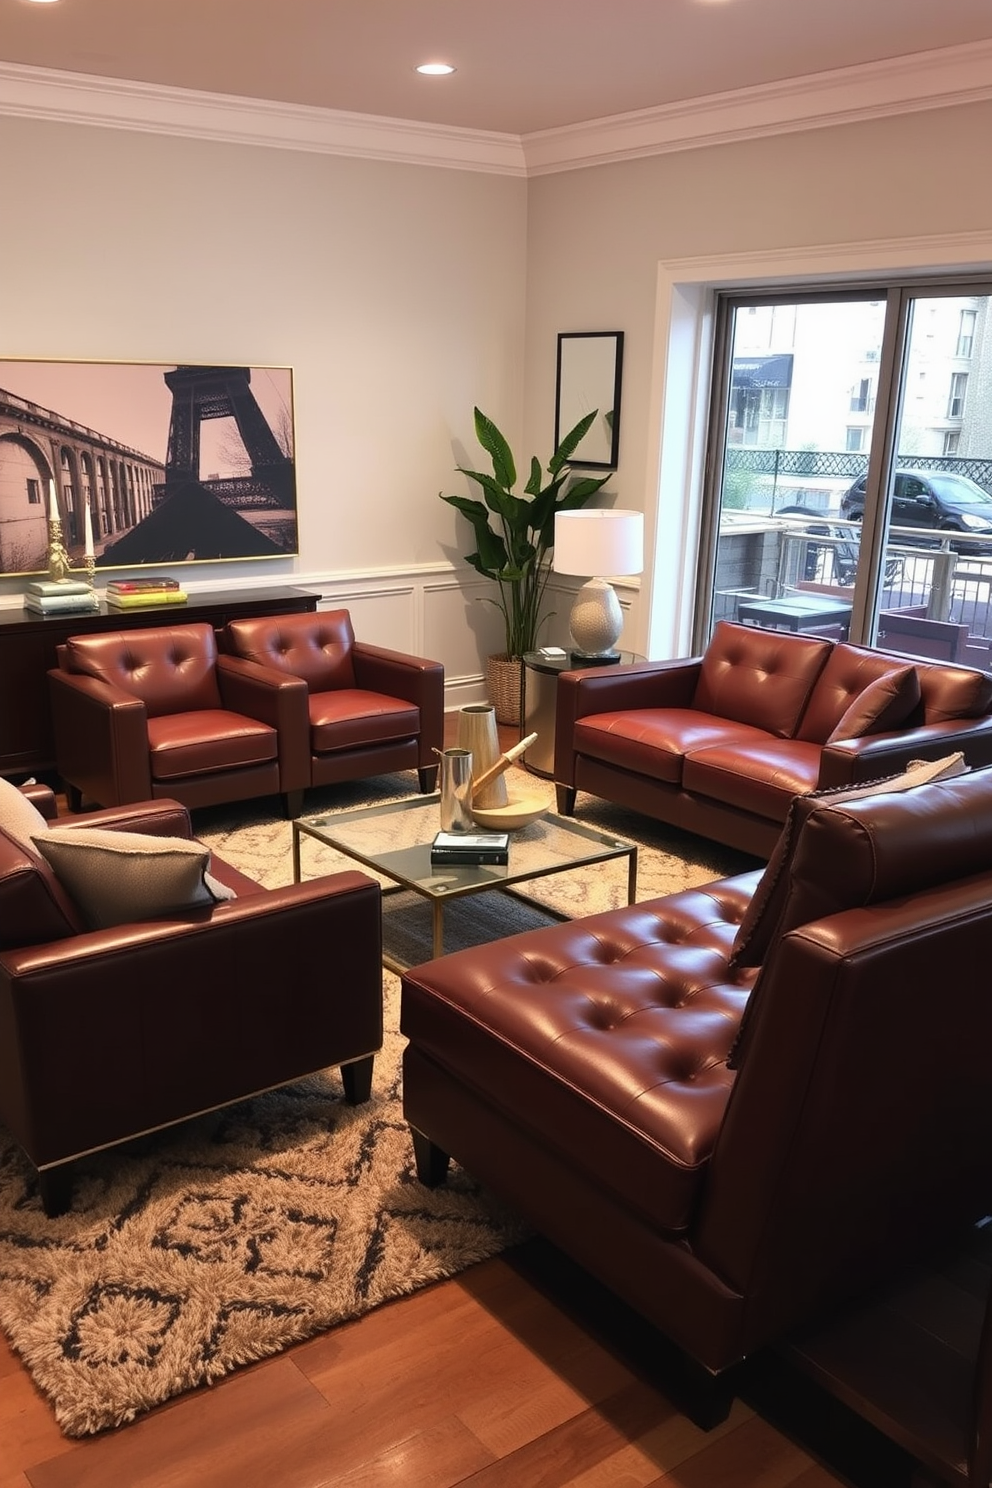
840, 470, 992, 549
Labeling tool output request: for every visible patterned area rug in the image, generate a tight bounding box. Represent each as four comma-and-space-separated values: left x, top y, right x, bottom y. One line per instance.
0, 773, 756, 1438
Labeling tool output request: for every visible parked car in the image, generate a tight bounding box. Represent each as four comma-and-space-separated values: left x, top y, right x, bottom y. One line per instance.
840, 470, 992, 551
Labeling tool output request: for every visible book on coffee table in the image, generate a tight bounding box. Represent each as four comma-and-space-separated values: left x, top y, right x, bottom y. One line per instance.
430, 830, 510, 866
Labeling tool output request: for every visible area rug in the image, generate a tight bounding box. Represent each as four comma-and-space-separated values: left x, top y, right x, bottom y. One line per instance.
0, 774, 756, 1438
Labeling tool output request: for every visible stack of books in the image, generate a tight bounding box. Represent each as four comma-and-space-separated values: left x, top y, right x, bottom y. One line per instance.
105, 576, 188, 610
24, 578, 100, 617
430, 830, 510, 866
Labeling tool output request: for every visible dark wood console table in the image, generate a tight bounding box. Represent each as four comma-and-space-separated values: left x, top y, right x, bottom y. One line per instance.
0, 585, 319, 779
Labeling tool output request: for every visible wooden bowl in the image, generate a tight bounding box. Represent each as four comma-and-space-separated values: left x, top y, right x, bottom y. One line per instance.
470, 790, 552, 832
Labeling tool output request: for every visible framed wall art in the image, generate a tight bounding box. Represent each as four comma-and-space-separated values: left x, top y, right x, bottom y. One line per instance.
0, 359, 298, 576
554, 331, 624, 469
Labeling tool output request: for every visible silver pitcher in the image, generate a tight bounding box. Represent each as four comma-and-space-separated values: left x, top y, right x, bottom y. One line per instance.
438, 747, 474, 832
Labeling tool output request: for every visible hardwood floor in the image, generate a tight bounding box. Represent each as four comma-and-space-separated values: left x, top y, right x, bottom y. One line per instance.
3, 1235, 859, 1488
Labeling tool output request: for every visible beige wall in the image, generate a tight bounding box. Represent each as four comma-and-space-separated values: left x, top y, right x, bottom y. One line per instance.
5, 99, 992, 685
0, 114, 527, 687
524, 100, 992, 656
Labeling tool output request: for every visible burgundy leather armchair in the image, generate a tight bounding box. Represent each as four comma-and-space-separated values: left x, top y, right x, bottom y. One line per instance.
48, 621, 306, 816
224, 609, 444, 817
0, 792, 382, 1216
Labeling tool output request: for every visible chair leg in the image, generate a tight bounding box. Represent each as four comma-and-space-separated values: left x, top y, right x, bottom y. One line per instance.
555, 784, 577, 815
283, 789, 305, 820
38, 1164, 73, 1218
418, 763, 439, 793
65, 782, 84, 814
411, 1128, 451, 1187
341, 1055, 374, 1105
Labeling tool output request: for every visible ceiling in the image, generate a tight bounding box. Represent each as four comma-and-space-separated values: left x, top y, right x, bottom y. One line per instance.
4, 0, 992, 138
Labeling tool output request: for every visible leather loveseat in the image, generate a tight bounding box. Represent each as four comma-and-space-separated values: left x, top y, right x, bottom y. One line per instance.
554, 619, 992, 856
401, 760, 992, 1409
0, 782, 383, 1215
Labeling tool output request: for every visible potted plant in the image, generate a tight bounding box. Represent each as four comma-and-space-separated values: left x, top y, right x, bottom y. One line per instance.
441, 407, 612, 722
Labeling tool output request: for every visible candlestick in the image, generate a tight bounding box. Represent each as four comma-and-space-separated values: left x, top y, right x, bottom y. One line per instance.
83, 501, 94, 560
47, 479, 56, 522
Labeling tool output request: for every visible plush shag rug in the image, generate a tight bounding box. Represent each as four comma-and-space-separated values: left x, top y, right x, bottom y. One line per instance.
0, 774, 755, 1438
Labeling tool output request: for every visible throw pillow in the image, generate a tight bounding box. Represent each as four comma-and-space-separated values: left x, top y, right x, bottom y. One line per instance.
32, 826, 236, 931
729, 751, 969, 972
0, 774, 50, 851
825, 665, 921, 744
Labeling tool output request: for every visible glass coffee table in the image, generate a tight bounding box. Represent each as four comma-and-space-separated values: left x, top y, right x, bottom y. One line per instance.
292, 794, 638, 965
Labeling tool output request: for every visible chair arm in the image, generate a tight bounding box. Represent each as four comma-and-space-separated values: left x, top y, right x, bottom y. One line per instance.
216, 654, 311, 793
47, 799, 195, 839
0, 871, 382, 1168
554, 658, 703, 786
817, 715, 992, 790
48, 669, 152, 806
352, 643, 444, 764
18, 783, 58, 820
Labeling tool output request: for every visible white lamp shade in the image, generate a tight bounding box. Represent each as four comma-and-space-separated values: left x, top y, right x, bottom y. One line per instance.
553, 509, 644, 578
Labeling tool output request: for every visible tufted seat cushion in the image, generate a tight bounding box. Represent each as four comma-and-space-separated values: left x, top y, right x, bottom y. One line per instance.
572, 709, 775, 784
401, 875, 760, 1235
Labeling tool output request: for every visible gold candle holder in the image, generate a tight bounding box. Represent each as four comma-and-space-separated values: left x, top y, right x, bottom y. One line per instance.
46, 515, 95, 589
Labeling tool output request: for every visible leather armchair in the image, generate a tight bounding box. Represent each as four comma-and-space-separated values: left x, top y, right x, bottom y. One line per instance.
224, 609, 444, 817
48, 621, 307, 816
0, 794, 383, 1216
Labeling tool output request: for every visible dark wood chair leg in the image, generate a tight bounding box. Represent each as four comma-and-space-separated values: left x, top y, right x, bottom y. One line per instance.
555, 784, 577, 815
38, 1164, 73, 1218
341, 1055, 374, 1105
411, 1128, 450, 1187
418, 763, 439, 793
65, 783, 84, 814
283, 789, 305, 820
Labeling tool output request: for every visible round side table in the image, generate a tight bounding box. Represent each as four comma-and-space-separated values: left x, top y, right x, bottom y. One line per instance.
521, 650, 642, 777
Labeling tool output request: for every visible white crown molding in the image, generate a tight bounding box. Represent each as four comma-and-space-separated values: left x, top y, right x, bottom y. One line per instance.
0, 61, 527, 176
1, 41, 991, 178
522, 39, 992, 175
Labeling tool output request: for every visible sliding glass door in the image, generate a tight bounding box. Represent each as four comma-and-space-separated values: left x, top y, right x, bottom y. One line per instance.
698, 280, 992, 668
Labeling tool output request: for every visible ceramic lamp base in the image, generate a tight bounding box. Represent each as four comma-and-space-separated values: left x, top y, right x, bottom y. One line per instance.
567, 577, 624, 658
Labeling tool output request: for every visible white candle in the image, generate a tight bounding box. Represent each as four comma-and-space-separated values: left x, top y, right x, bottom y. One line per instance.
48, 479, 56, 521
83, 500, 94, 559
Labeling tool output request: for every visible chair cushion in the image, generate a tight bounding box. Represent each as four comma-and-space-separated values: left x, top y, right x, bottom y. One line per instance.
310, 690, 420, 753
682, 738, 822, 820
32, 826, 236, 930
692, 622, 832, 739
146, 710, 278, 782
572, 710, 774, 785
226, 610, 357, 691
0, 775, 50, 850
63, 623, 224, 716
796, 644, 922, 744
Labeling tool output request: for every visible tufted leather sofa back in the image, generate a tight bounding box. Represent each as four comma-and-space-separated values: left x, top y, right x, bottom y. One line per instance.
692, 621, 832, 738
62, 623, 223, 718
225, 610, 357, 692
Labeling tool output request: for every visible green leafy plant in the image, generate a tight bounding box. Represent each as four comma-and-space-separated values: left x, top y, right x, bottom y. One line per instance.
440, 407, 612, 659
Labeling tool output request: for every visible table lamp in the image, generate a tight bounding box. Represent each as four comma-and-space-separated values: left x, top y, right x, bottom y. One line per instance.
553, 509, 644, 663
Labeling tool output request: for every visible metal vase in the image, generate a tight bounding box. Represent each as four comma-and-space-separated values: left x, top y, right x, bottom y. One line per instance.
438, 747, 474, 832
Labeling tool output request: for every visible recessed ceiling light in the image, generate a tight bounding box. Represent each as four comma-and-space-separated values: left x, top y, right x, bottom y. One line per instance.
416, 63, 456, 76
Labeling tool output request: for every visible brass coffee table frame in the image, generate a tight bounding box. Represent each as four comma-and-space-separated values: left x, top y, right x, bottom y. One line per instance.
292, 793, 638, 967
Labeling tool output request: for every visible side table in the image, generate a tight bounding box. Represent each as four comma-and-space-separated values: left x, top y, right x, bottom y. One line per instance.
521, 649, 642, 777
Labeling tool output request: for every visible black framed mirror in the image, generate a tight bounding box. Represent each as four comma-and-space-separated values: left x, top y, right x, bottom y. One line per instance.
554, 331, 624, 469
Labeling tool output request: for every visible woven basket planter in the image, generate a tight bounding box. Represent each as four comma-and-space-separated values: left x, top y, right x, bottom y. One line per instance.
485, 654, 523, 727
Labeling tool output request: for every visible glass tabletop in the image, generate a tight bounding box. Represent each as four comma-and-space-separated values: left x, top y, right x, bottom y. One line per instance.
293, 792, 636, 903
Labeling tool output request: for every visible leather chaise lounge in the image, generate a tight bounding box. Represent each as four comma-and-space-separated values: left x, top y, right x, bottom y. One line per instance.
554, 619, 992, 856
401, 761, 992, 1408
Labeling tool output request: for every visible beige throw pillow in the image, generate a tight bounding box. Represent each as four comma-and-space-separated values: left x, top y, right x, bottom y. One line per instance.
32, 826, 236, 930
0, 775, 50, 851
